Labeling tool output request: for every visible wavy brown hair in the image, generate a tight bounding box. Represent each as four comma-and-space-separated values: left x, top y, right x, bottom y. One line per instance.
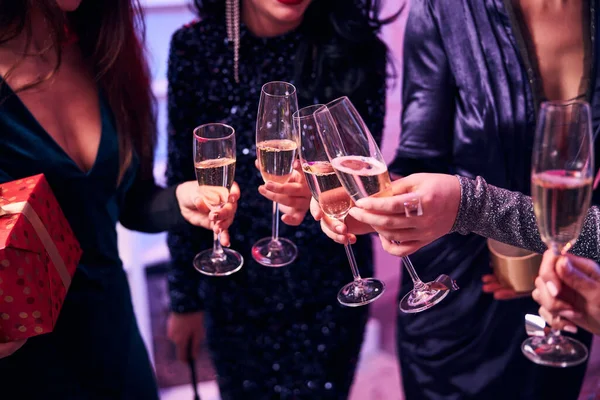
0, 0, 156, 182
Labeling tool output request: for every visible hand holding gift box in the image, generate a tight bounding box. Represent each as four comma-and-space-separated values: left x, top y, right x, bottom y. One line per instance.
0, 174, 81, 343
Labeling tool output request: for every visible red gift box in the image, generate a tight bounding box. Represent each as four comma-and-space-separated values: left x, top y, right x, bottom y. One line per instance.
0, 175, 81, 343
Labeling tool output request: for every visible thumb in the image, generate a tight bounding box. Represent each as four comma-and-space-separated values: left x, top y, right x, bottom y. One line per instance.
556, 255, 598, 296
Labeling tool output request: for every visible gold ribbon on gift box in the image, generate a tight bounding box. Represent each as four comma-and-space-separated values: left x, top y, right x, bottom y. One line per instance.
0, 201, 72, 289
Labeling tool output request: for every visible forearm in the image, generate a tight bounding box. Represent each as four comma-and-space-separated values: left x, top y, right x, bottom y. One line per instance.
120, 180, 187, 233
452, 175, 600, 262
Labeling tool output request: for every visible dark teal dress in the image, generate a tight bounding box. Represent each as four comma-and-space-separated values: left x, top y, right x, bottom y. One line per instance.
0, 82, 183, 399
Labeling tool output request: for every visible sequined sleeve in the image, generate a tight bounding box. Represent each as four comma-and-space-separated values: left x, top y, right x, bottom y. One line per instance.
165, 27, 214, 313
452, 175, 600, 262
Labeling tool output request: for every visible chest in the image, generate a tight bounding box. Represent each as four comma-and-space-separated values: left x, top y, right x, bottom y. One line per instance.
0, 50, 102, 173
516, 0, 587, 100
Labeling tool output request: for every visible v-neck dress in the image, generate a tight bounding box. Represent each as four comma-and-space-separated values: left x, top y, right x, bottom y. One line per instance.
388, 0, 599, 399
0, 81, 182, 398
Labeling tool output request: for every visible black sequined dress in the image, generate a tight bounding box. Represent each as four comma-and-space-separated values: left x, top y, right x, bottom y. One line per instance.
165, 16, 386, 400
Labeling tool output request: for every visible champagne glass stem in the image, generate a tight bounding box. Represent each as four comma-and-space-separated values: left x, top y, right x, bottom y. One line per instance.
548, 242, 564, 339
212, 231, 225, 260
344, 243, 362, 281
402, 256, 427, 290
271, 201, 280, 243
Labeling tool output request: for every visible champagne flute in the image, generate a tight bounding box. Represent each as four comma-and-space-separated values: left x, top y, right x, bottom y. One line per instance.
295, 104, 385, 306
193, 123, 243, 276
314, 97, 454, 313
252, 81, 299, 267
522, 99, 593, 367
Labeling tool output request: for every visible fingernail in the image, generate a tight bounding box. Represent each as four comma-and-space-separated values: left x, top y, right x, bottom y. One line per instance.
212, 212, 219, 220
355, 199, 365, 207
194, 197, 202, 205
559, 310, 582, 319
564, 325, 578, 334
546, 281, 559, 297
335, 226, 344, 234
265, 182, 275, 190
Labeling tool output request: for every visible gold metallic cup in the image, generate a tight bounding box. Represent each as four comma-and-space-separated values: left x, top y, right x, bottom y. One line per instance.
487, 239, 542, 293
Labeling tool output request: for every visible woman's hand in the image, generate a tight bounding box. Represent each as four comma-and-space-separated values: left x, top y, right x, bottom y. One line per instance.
348, 173, 461, 257
309, 197, 374, 245
0, 340, 26, 359
257, 160, 311, 226
167, 312, 205, 362
481, 274, 531, 300
176, 181, 240, 246
532, 251, 600, 335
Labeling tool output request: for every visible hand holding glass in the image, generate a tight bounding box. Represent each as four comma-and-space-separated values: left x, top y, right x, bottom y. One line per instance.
295, 104, 384, 306
522, 99, 593, 367
314, 97, 453, 313
252, 81, 299, 267
193, 123, 243, 276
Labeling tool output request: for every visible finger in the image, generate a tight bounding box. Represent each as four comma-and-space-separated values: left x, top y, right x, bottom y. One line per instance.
379, 235, 421, 257
210, 203, 234, 221
533, 276, 576, 314
281, 213, 305, 226
481, 274, 500, 284
310, 198, 323, 221
537, 306, 573, 333
493, 289, 524, 300
258, 187, 310, 208
279, 203, 307, 226
557, 255, 600, 296
372, 228, 421, 244
254, 159, 260, 170
482, 281, 505, 293
320, 219, 355, 245
219, 229, 231, 247
293, 158, 302, 170
263, 181, 309, 197
538, 249, 562, 297
229, 182, 241, 203
349, 207, 416, 230
354, 192, 420, 214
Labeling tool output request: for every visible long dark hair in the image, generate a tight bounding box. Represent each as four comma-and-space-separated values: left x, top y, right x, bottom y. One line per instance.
0, 0, 156, 182
192, 0, 402, 105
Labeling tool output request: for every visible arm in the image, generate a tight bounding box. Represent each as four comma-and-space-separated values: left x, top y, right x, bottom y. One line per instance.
388, 0, 455, 177
453, 175, 600, 263
165, 27, 212, 313
119, 175, 186, 233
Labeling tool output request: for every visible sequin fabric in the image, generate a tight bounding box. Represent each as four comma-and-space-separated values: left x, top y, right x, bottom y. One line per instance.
165, 16, 386, 399
453, 175, 600, 262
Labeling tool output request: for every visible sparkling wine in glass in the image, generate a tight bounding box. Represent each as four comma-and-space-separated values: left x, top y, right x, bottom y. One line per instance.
314, 97, 454, 313
193, 123, 243, 276
296, 104, 385, 306
252, 81, 299, 267
522, 99, 593, 367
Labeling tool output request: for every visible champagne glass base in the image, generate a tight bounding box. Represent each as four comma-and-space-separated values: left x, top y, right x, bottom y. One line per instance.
521, 335, 589, 368
251, 237, 297, 267
193, 248, 244, 276
399, 282, 449, 314
337, 278, 386, 307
